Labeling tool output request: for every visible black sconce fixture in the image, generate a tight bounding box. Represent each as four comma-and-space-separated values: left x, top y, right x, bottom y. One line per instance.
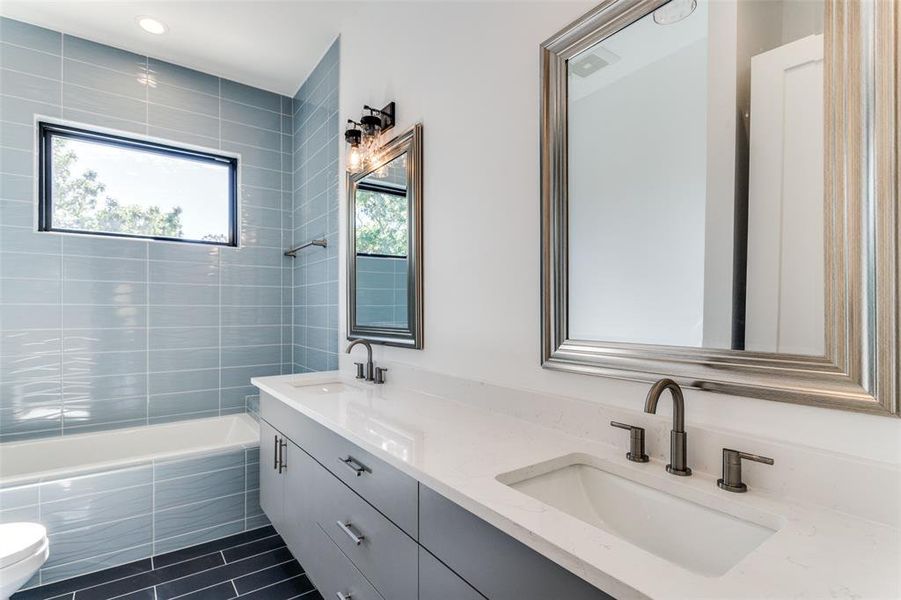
345, 101, 396, 173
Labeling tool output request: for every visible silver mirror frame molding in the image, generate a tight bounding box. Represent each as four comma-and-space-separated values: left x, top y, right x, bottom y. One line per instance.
540, 0, 899, 416
347, 123, 424, 348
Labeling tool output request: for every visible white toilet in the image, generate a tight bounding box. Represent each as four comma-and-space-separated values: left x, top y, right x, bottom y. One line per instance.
0, 523, 49, 600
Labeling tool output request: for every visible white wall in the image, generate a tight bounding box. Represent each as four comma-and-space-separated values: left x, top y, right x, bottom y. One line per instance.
337, 2, 901, 465
568, 36, 708, 346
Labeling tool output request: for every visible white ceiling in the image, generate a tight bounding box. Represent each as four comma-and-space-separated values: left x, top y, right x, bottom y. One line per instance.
0, 1, 364, 96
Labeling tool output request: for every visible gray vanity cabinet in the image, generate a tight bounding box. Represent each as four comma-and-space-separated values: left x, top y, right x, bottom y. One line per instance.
259, 420, 285, 533
419, 486, 613, 600
419, 547, 486, 600
258, 391, 614, 600
312, 458, 418, 600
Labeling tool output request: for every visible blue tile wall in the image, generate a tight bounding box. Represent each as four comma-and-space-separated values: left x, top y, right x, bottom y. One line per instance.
0, 445, 264, 588
290, 40, 339, 373
356, 255, 408, 327
0, 18, 296, 440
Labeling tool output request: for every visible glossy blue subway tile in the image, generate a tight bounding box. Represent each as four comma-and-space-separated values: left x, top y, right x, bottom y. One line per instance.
148, 347, 218, 373
146, 368, 218, 396
147, 305, 217, 328
62, 281, 146, 306
148, 389, 219, 420
62, 256, 146, 283
154, 466, 245, 511
148, 326, 218, 351
41, 484, 153, 535
61, 236, 147, 260
62, 84, 146, 124
147, 59, 219, 96
220, 100, 280, 132
220, 79, 280, 113
45, 514, 152, 570
63, 59, 145, 100
0, 18, 61, 54
1, 42, 59, 79
62, 350, 146, 378
62, 328, 146, 353
148, 83, 219, 117
62, 36, 146, 74
62, 305, 147, 329
153, 493, 245, 541
154, 450, 244, 481
147, 103, 219, 139
1, 69, 61, 104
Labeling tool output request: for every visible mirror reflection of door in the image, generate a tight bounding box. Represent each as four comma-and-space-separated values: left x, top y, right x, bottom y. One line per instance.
566, 0, 825, 356
354, 152, 410, 330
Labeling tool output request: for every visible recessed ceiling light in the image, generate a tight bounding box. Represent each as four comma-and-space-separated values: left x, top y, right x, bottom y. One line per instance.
137, 16, 167, 35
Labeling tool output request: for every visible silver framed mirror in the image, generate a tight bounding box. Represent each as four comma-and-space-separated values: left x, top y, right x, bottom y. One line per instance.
347, 123, 423, 348
540, 0, 898, 415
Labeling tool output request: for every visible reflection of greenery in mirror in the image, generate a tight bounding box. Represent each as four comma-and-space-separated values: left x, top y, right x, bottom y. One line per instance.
355, 153, 408, 257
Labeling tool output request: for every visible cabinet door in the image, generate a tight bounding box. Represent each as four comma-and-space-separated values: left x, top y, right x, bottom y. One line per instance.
419, 547, 485, 600
259, 420, 285, 533
282, 440, 320, 568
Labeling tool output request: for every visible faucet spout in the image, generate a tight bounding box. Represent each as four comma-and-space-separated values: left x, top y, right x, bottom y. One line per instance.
644, 378, 685, 432
644, 378, 691, 476
346, 339, 374, 381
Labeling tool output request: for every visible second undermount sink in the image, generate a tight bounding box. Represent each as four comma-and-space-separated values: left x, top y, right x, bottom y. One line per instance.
498, 454, 782, 577
292, 382, 357, 394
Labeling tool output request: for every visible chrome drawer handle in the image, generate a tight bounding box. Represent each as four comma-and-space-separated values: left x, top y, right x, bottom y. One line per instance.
336, 593, 353, 600
273, 435, 279, 470
339, 456, 369, 477
336, 520, 365, 546
278, 439, 288, 473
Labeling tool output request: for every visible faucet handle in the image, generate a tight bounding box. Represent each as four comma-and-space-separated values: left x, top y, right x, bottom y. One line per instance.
717, 448, 774, 493
374, 367, 388, 385
609, 421, 649, 463
353, 362, 365, 379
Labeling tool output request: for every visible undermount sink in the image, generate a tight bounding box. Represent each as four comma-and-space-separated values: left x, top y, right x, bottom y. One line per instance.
498, 454, 782, 577
292, 382, 357, 394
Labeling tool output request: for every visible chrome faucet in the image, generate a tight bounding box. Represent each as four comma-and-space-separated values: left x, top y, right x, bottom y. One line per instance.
644, 378, 691, 476
346, 339, 374, 382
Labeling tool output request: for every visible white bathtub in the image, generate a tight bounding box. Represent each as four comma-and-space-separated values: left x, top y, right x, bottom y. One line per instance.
0, 413, 266, 587
0, 413, 259, 486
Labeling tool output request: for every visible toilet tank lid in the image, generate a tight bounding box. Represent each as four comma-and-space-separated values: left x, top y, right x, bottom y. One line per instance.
0, 523, 47, 568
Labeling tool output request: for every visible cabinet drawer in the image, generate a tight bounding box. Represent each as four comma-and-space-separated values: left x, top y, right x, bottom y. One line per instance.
419, 486, 613, 600
306, 522, 385, 600
261, 391, 418, 537
419, 547, 485, 600
314, 460, 418, 600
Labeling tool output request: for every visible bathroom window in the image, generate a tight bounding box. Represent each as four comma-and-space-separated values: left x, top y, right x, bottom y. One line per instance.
38, 122, 238, 246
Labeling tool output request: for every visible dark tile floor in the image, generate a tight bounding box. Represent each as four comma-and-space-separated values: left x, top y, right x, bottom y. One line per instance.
12, 527, 323, 600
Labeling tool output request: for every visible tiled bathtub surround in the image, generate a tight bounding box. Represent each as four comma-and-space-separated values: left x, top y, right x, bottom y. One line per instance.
0, 17, 296, 440
290, 40, 339, 373
0, 446, 265, 588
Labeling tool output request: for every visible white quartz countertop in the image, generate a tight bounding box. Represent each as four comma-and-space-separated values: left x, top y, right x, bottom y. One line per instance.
252, 371, 900, 600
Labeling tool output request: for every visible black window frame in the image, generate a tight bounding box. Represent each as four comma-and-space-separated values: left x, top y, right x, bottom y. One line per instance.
38, 121, 239, 247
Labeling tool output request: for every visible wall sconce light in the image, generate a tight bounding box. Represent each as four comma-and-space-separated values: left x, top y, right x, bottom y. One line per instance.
345, 101, 395, 173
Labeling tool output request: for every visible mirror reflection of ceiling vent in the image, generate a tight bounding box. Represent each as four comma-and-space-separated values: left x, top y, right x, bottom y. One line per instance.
570, 47, 620, 78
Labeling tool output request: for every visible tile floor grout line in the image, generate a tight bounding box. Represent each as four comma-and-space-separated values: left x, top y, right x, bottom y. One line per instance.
155, 532, 279, 571
164, 557, 295, 600
147, 550, 292, 596
230, 573, 305, 599
15, 531, 286, 600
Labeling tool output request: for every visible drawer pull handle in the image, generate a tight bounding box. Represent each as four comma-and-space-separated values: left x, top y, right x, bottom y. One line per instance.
336, 520, 365, 546
278, 439, 288, 473
336, 593, 353, 600
339, 456, 369, 477
273, 435, 279, 470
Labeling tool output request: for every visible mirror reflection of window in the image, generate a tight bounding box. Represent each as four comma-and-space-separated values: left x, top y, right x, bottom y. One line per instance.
566, 0, 825, 356
354, 152, 410, 329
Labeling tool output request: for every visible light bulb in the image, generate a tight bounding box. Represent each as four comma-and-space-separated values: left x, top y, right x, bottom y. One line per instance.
348, 146, 362, 171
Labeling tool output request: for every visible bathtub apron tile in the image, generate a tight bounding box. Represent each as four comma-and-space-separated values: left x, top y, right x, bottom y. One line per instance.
154, 465, 245, 511
44, 514, 153, 570
41, 484, 153, 535
40, 464, 153, 503
153, 493, 245, 541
